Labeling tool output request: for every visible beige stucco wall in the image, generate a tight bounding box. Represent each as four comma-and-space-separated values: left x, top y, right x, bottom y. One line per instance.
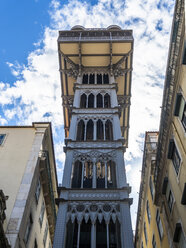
0, 127, 35, 230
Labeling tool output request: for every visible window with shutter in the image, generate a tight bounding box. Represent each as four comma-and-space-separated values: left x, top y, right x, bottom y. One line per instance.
174, 93, 186, 131
167, 140, 181, 175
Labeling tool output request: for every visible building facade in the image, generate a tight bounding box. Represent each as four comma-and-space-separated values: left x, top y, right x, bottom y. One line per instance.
135, 0, 186, 247
0, 123, 58, 248
54, 26, 134, 247
135, 132, 170, 248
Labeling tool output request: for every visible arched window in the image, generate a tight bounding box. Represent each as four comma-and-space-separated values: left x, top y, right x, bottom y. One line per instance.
80, 94, 87, 108
105, 120, 113, 140
104, 93, 111, 108
107, 161, 116, 188
79, 220, 91, 246
97, 119, 104, 140
82, 74, 88, 84
76, 120, 85, 141
96, 161, 105, 188
97, 74, 102, 84
83, 161, 93, 188
88, 94, 94, 108
65, 219, 78, 248
71, 161, 82, 188
109, 219, 121, 247
96, 219, 107, 247
86, 120, 94, 140
89, 74, 95, 84
97, 93, 103, 108
103, 74, 109, 84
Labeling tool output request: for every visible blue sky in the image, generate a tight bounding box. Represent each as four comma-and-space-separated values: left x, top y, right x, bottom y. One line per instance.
0, 0, 175, 229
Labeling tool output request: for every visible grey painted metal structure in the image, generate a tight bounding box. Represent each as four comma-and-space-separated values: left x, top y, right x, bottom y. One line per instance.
54, 26, 134, 248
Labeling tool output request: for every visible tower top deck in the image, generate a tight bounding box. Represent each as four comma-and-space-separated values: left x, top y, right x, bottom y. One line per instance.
58, 26, 133, 146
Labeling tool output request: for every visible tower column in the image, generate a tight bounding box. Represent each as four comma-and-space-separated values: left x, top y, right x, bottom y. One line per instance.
53, 203, 67, 248
91, 222, 96, 248
120, 202, 134, 248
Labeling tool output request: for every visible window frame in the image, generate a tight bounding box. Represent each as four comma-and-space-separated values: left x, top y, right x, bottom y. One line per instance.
35, 179, 41, 204
146, 200, 151, 224
0, 134, 6, 146
152, 234, 157, 248
149, 176, 154, 200
144, 221, 148, 244
174, 92, 186, 132
156, 209, 164, 241
43, 222, 49, 247
24, 213, 33, 244
168, 139, 182, 176
39, 200, 45, 227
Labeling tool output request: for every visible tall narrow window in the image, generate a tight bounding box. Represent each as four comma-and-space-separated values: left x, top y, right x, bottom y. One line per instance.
107, 161, 116, 188
174, 93, 186, 131
65, 220, 78, 248
105, 120, 113, 140
43, 222, 48, 247
97, 74, 102, 84
97, 93, 103, 108
80, 94, 87, 108
146, 200, 151, 224
103, 74, 109, 84
144, 222, 148, 244
88, 94, 94, 108
79, 219, 91, 247
96, 219, 107, 248
96, 161, 105, 188
76, 120, 85, 141
82, 74, 88, 84
24, 214, 33, 244
104, 94, 111, 108
89, 74, 95, 84
35, 179, 41, 204
109, 219, 121, 247
39, 201, 45, 227
83, 161, 93, 188
86, 120, 94, 140
71, 161, 82, 188
149, 176, 154, 200
97, 119, 104, 140
0, 134, 6, 146
168, 139, 181, 175
156, 209, 163, 240
167, 189, 174, 212
152, 235, 157, 248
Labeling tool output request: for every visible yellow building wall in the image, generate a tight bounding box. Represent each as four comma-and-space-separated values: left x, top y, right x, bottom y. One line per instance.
141, 186, 170, 248
0, 127, 35, 230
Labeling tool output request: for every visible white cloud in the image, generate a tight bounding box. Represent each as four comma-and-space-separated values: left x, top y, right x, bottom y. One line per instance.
0, 0, 175, 229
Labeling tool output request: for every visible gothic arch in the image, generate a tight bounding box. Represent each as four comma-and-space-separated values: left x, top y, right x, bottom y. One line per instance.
71, 160, 82, 188
88, 94, 94, 108
80, 93, 87, 108
82, 74, 88, 84
97, 74, 102, 84
105, 120, 113, 140
104, 93, 111, 108
76, 120, 85, 141
97, 93, 103, 108
86, 119, 94, 140
97, 119, 104, 140
89, 74, 95, 84
103, 74, 109, 84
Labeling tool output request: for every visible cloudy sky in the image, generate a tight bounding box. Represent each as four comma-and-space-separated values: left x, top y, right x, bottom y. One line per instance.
0, 0, 175, 230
